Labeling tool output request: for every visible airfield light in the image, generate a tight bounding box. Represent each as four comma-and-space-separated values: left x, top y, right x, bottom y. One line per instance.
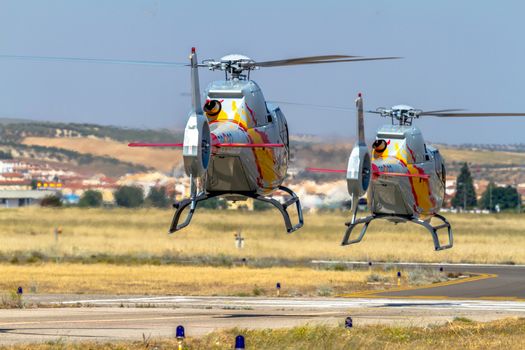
235, 335, 245, 349
176, 325, 185, 350
17, 286, 23, 295
276, 282, 281, 296
440, 267, 444, 272
397, 271, 402, 286
176, 325, 185, 339
345, 316, 353, 329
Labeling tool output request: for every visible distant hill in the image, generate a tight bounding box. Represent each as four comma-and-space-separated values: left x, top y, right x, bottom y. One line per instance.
291, 140, 525, 185
0, 120, 524, 183
0, 121, 182, 143
22, 137, 182, 173
0, 121, 183, 176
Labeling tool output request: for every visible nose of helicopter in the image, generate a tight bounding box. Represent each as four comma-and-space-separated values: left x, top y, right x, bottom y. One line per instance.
209, 121, 251, 149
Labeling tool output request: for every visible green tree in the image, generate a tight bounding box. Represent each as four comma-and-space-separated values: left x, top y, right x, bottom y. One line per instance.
40, 194, 62, 207
78, 190, 103, 208
481, 183, 519, 211
452, 163, 477, 209
114, 186, 144, 208
0, 150, 13, 159
254, 200, 272, 211
198, 197, 227, 209
146, 186, 170, 208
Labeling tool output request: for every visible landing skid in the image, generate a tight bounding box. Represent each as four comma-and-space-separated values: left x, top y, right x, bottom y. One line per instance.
169, 185, 304, 233
342, 213, 453, 251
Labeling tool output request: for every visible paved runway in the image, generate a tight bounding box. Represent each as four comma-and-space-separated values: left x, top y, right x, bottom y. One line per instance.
313, 261, 525, 300
1, 296, 525, 344
1, 262, 524, 344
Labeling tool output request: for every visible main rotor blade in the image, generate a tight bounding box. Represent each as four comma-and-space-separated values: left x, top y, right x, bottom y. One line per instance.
249, 56, 401, 68
249, 55, 358, 67
425, 112, 525, 117
0, 54, 187, 67
419, 109, 465, 115
268, 100, 352, 112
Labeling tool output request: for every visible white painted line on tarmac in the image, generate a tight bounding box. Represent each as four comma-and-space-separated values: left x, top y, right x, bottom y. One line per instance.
53, 296, 525, 312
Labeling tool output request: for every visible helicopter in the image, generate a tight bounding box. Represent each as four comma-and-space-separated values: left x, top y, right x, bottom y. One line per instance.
138, 49, 400, 234
0, 49, 398, 233
308, 94, 525, 250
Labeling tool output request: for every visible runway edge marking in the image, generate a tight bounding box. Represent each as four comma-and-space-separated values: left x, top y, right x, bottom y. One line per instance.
338, 273, 498, 299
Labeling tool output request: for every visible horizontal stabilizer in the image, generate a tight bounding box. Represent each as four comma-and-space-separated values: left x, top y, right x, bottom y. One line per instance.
306, 167, 346, 173
215, 143, 284, 148
128, 142, 183, 147
128, 142, 284, 148
375, 171, 430, 179
306, 167, 430, 179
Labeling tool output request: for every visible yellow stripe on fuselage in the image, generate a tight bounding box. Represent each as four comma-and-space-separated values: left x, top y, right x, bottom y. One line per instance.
373, 141, 433, 215
247, 129, 277, 190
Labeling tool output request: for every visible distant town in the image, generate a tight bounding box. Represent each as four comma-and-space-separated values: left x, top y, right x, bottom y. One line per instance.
0, 120, 522, 212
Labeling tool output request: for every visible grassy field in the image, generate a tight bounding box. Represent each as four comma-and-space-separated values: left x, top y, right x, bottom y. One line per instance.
1, 318, 523, 349
0, 208, 524, 265
0, 263, 395, 297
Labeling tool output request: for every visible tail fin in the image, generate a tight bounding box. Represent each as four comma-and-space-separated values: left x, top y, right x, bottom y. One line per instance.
347, 93, 371, 220
356, 93, 365, 145
183, 47, 210, 178
190, 47, 202, 115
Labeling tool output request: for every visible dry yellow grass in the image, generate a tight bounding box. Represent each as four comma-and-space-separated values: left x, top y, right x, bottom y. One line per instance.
439, 146, 525, 165
1, 318, 524, 349
0, 208, 524, 265
0, 263, 383, 296
22, 137, 181, 172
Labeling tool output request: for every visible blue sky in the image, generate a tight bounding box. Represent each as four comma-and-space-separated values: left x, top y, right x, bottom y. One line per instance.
1, 0, 524, 144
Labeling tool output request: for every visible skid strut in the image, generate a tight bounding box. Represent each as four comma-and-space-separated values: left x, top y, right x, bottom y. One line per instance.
342, 213, 453, 251
169, 185, 304, 234
246, 185, 304, 233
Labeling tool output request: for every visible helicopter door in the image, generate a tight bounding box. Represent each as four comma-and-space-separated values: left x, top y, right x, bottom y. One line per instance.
275, 109, 289, 147
433, 150, 446, 184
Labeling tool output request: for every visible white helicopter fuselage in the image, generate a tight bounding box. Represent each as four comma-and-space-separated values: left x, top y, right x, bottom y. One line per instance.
204, 80, 289, 195
370, 124, 446, 219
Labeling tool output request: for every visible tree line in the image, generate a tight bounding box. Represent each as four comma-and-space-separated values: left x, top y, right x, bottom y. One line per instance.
452, 162, 521, 211
41, 186, 172, 208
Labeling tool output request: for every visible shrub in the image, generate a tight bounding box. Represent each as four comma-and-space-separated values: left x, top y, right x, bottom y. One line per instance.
146, 186, 170, 208
40, 195, 62, 207
114, 186, 144, 208
79, 190, 103, 208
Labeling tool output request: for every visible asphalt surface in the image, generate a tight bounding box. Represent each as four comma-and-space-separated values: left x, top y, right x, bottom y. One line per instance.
1, 262, 524, 344
313, 261, 525, 299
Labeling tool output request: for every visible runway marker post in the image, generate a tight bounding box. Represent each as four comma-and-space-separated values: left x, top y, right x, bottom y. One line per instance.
176, 325, 185, 350
397, 271, 402, 286
276, 282, 281, 296
235, 335, 245, 349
